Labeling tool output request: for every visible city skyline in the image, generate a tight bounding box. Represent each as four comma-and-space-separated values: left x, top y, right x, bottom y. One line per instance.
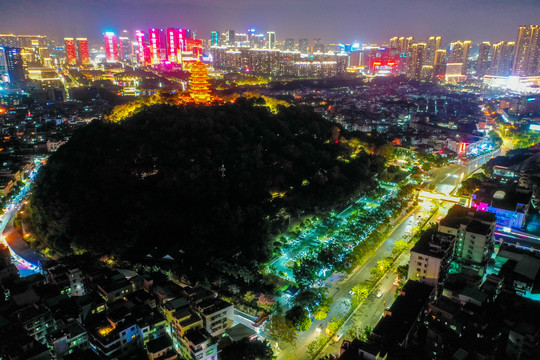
1, 0, 540, 44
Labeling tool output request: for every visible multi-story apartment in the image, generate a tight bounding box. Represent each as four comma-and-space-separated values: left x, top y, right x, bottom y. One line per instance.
47, 320, 88, 359
408, 230, 455, 294
195, 298, 234, 336
183, 328, 217, 360
16, 303, 54, 344
438, 205, 496, 272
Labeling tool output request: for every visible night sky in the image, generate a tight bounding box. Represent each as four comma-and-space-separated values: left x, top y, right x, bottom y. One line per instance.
2, 0, 540, 44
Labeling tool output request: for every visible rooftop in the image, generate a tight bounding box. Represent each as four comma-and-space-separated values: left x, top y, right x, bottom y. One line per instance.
411, 229, 454, 258
146, 334, 172, 353
373, 281, 433, 347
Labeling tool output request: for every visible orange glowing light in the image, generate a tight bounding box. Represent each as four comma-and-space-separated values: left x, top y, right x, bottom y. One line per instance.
189, 60, 212, 104
98, 325, 114, 336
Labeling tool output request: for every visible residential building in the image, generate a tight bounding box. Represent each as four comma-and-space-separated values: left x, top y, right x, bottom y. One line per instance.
512, 25, 540, 76
438, 205, 496, 271
489, 41, 515, 76
408, 229, 455, 294
47, 321, 88, 359
476, 41, 491, 77
195, 298, 234, 336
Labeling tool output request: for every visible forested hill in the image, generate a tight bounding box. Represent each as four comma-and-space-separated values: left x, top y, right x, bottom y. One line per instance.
30, 100, 385, 273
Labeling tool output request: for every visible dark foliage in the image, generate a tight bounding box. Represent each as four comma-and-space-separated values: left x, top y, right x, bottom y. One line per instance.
220, 338, 273, 360
30, 102, 384, 279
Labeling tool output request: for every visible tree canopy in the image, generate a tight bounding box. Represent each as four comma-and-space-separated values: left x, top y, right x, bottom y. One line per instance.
30, 101, 385, 280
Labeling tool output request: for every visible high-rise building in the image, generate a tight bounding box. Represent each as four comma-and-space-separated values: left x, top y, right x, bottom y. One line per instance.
166, 28, 179, 63
512, 25, 540, 76
438, 205, 496, 270
285, 38, 295, 51
76, 38, 90, 65
104, 32, 119, 63
267, 32, 276, 49
434, 49, 447, 78
225, 30, 235, 46
389, 36, 414, 53
0, 48, 8, 82
448, 40, 471, 74
211, 31, 219, 47
2, 47, 24, 83
135, 30, 148, 65
408, 230, 455, 293
476, 41, 491, 78
64, 37, 77, 65
488, 41, 515, 76
299, 39, 308, 54
425, 36, 442, 65
119, 37, 132, 61
178, 29, 190, 53
247, 28, 256, 47
148, 28, 163, 64
313, 38, 324, 53
406, 43, 427, 80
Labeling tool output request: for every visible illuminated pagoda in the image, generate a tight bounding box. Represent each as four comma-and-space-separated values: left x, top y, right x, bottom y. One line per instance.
189, 60, 212, 103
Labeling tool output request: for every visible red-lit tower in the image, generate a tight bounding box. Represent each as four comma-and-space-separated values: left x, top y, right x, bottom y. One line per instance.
76, 38, 90, 65
148, 28, 163, 64
166, 28, 179, 63
135, 31, 149, 65
64, 37, 77, 65
178, 29, 189, 52
104, 32, 119, 62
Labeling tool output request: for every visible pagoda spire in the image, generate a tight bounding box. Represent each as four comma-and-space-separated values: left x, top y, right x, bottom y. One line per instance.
189, 60, 212, 103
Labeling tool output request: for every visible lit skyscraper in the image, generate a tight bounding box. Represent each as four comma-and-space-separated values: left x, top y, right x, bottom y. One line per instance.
389, 36, 414, 53
476, 41, 491, 78
448, 40, 471, 74
313, 38, 324, 53
76, 37, 90, 65
512, 25, 540, 76
178, 29, 190, 52
425, 36, 442, 65
135, 30, 148, 65
104, 32, 119, 62
119, 36, 132, 61
0, 48, 8, 82
225, 30, 235, 46
489, 41, 515, 76
267, 32, 276, 49
285, 38, 295, 51
148, 28, 162, 64
64, 37, 77, 65
299, 39, 308, 53
2, 47, 24, 82
211, 31, 219, 46
248, 28, 256, 47
434, 49, 447, 78
406, 43, 427, 80
166, 28, 179, 63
